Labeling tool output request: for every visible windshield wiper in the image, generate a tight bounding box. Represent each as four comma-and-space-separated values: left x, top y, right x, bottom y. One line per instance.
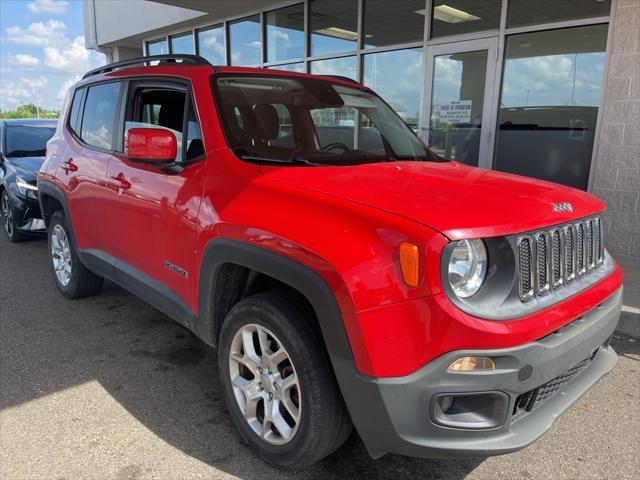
235, 150, 320, 166
7, 149, 46, 157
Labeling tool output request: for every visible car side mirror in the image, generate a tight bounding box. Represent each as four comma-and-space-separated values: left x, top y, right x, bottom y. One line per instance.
125, 128, 177, 164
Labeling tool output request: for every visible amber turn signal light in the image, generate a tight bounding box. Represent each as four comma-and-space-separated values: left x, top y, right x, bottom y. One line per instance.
399, 242, 420, 288
447, 356, 496, 372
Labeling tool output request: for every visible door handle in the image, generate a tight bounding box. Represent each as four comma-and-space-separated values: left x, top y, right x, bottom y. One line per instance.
108, 173, 131, 190
60, 158, 78, 173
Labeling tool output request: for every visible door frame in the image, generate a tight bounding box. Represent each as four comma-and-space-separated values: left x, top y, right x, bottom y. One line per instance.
419, 37, 500, 170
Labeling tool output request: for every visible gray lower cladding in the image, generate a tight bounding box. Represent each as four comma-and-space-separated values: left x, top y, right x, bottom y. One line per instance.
335, 287, 622, 459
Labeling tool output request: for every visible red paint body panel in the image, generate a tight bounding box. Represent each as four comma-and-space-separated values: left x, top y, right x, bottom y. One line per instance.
40, 65, 623, 379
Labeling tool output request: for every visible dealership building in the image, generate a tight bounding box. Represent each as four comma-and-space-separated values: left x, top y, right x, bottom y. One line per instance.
83, 0, 640, 257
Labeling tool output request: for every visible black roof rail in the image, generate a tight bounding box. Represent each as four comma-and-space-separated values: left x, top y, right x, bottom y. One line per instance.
321, 75, 360, 85
82, 54, 213, 79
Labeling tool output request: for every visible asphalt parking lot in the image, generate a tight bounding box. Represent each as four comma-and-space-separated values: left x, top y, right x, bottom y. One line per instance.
1, 232, 639, 480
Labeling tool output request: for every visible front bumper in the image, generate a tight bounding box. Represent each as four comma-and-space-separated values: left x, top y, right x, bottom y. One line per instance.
8, 189, 45, 234
336, 287, 622, 459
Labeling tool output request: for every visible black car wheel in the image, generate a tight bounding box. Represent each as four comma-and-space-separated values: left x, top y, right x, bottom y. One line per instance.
218, 290, 352, 470
1, 190, 25, 242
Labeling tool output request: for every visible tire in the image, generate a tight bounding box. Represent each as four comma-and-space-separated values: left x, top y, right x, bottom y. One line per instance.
1, 190, 25, 242
48, 210, 103, 299
218, 290, 352, 470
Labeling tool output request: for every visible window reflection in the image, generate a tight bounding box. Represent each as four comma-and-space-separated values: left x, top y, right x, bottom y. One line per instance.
198, 25, 225, 64
363, 48, 423, 130
363, 0, 424, 48
429, 50, 488, 166
310, 56, 357, 81
147, 39, 168, 56
430, 1, 501, 38
267, 62, 306, 73
229, 15, 261, 66
508, 0, 611, 28
494, 25, 608, 190
266, 4, 305, 62
310, 0, 358, 56
170, 33, 194, 54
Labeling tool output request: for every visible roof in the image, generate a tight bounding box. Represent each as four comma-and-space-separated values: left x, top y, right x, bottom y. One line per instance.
1, 118, 58, 126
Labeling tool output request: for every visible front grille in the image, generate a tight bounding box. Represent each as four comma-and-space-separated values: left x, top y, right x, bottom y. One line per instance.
512, 354, 595, 422
516, 216, 604, 301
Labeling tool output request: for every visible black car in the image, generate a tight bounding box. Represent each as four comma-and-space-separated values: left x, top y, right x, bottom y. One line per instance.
0, 118, 57, 241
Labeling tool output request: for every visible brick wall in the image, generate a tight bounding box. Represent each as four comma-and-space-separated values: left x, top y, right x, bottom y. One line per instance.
592, 0, 640, 257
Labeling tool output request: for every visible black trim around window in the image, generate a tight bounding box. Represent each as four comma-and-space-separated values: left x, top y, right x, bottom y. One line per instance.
65, 75, 206, 166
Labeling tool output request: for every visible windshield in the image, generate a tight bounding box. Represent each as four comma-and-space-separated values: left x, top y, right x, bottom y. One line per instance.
213, 74, 443, 166
5, 125, 56, 157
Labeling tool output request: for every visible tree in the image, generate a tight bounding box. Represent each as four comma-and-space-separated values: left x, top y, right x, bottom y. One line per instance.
0, 104, 59, 119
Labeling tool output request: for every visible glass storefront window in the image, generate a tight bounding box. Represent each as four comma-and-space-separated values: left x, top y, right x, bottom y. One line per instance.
363, 48, 423, 130
229, 15, 261, 66
363, 0, 424, 48
508, 0, 612, 28
266, 4, 305, 62
430, 1, 501, 38
198, 25, 225, 64
310, 0, 358, 56
428, 50, 489, 166
310, 56, 357, 81
267, 62, 306, 73
494, 25, 608, 190
147, 39, 168, 56
170, 32, 194, 54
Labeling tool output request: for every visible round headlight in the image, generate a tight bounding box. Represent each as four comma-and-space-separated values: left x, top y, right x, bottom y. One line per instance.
447, 239, 487, 298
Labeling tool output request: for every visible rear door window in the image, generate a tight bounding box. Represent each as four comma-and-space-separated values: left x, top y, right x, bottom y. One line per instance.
80, 82, 122, 150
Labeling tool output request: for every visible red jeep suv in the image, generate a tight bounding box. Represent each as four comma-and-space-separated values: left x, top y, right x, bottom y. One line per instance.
38, 55, 623, 469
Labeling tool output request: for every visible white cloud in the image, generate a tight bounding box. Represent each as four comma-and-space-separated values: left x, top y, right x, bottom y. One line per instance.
26, 0, 70, 15
57, 78, 75, 103
5, 20, 67, 47
44, 36, 94, 72
0, 77, 48, 110
9, 54, 41, 67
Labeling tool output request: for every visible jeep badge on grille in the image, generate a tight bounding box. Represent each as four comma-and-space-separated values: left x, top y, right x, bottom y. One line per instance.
552, 202, 574, 213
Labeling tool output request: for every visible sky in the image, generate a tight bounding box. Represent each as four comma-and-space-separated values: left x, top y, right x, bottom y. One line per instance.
0, 0, 105, 111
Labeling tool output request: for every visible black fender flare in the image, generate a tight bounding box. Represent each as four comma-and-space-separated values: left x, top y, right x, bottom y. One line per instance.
37, 180, 70, 229
196, 238, 355, 365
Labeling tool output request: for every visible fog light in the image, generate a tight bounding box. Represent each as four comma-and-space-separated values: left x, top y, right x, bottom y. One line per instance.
448, 356, 495, 372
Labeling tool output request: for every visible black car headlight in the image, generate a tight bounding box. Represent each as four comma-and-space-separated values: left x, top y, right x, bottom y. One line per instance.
447, 239, 487, 298
16, 176, 38, 200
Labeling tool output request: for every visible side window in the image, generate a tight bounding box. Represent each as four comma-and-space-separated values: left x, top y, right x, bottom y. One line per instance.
185, 101, 204, 161
80, 82, 121, 150
68, 88, 83, 134
125, 87, 204, 164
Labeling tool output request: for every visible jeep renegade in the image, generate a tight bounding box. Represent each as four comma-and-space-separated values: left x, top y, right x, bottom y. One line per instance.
38, 55, 623, 469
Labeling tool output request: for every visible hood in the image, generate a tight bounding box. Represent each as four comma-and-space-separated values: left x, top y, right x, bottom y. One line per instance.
262, 161, 605, 240
7, 156, 45, 180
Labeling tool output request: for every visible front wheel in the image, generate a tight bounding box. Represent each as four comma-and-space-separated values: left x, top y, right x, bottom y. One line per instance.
1, 190, 25, 242
218, 290, 352, 470
48, 210, 103, 299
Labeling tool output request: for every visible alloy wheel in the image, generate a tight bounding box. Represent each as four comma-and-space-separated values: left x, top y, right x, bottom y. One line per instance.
228, 323, 302, 445
1, 193, 14, 237
51, 224, 72, 286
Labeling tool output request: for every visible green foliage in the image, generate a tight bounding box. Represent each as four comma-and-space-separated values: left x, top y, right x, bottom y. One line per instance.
0, 104, 59, 119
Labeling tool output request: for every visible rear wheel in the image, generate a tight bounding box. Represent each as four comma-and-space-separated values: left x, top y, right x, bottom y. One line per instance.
1, 190, 25, 242
218, 290, 352, 469
48, 210, 103, 298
